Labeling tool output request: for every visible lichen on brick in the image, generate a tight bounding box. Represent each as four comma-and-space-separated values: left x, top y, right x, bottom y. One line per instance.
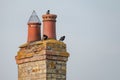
16, 39, 69, 80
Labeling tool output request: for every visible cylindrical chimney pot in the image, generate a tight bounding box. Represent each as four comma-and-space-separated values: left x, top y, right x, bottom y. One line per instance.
42, 11, 57, 39
27, 11, 41, 42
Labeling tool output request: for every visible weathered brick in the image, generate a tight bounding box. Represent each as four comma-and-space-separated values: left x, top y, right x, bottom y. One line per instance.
16, 40, 69, 80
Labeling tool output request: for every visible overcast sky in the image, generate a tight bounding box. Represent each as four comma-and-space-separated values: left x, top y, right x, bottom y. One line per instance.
0, 0, 120, 80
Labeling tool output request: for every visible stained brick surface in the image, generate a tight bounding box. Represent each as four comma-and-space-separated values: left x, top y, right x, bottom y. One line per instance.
16, 39, 69, 80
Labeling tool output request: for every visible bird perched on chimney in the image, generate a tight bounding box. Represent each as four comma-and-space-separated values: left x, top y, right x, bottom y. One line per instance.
42, 35, 48, 40
59, 36, 65, 41
46, 10, 50, 14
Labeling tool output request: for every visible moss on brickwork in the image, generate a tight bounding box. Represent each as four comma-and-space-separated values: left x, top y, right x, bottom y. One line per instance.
15, 39, 69, 80
16, 39, 69, 60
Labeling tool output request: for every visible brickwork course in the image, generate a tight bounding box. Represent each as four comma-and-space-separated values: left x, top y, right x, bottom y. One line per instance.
15, 10, 70, 80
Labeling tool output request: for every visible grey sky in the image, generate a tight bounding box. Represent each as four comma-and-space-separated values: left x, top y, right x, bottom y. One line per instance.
0, 0, 120, 80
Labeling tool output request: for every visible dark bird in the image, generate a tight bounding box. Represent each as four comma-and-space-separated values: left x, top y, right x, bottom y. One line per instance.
46, 10, 50, 14
42, 35, 48, 40
59, 36, 65, 41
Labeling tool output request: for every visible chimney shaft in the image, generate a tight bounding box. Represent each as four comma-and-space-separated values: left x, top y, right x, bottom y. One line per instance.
27, 23, 41, 42
42, 11, 57, 39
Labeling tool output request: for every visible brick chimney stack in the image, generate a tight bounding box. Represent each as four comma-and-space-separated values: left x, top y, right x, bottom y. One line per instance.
42, 10, 57, 39
27, 10, 41, 42
15, 10, 70, 80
